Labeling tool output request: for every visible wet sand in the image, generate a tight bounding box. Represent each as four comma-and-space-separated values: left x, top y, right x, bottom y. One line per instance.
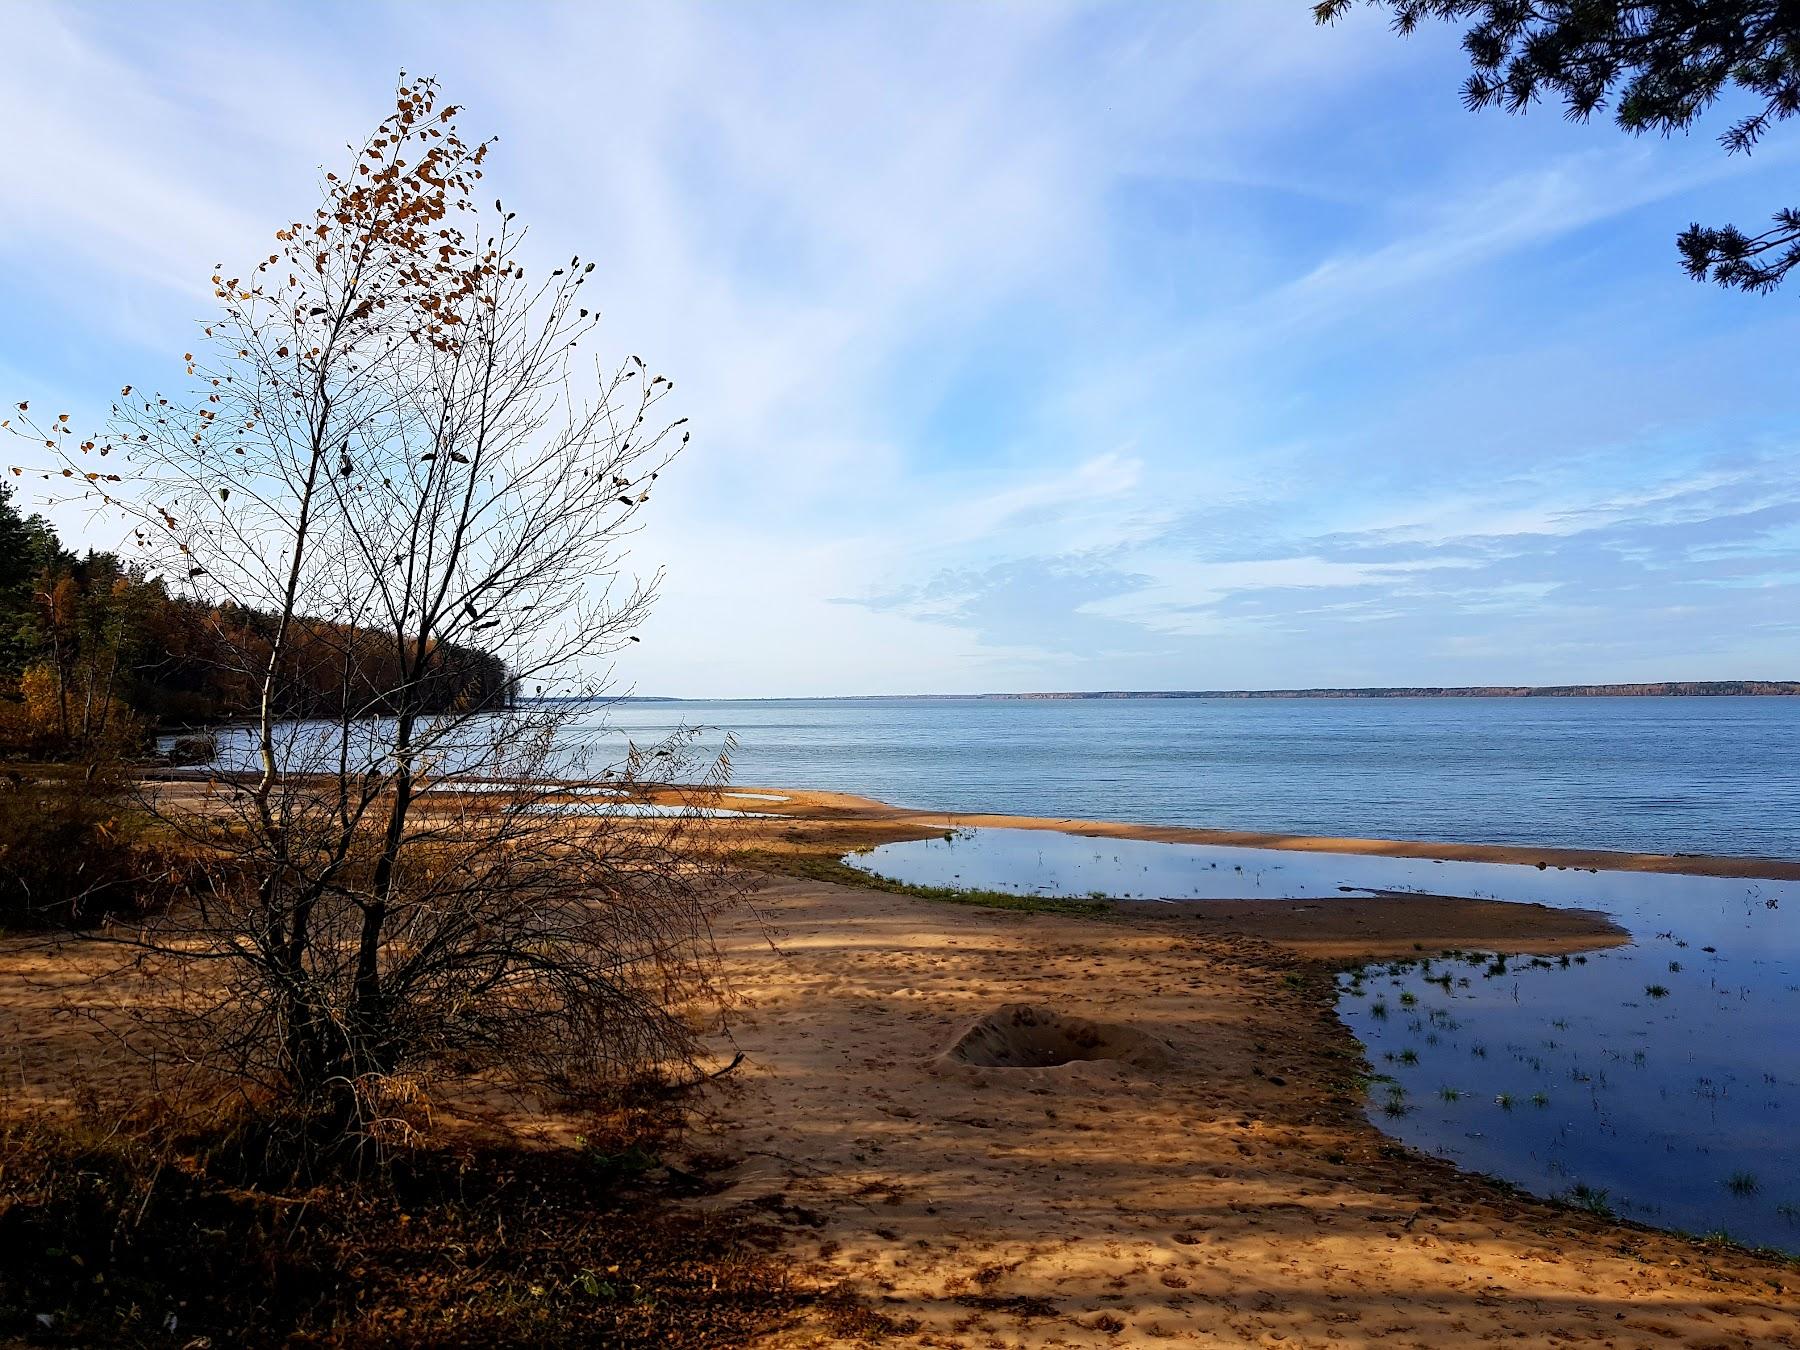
1106, 894, 1627, 962
715, 784, 1800, 882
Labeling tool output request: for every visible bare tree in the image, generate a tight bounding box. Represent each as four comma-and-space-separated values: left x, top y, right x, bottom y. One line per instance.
8, 76, 739, 1151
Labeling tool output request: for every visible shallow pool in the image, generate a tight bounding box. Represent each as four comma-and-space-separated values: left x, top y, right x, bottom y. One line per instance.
847, 826, 1800, 1251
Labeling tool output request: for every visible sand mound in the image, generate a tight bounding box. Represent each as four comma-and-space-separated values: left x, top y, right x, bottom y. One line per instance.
937, 1003, 1173, 1072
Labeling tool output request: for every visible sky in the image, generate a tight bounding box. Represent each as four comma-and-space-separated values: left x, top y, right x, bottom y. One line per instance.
3, 1, 1798, 697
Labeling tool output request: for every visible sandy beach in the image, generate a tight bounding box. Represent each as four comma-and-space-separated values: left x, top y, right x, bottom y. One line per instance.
7, 784, 1799, 1346
690, 849, 1800, 1346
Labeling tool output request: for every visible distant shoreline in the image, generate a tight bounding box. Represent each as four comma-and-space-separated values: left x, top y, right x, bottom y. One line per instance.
621, 680, 1800, 702
967, 681, 1800, 699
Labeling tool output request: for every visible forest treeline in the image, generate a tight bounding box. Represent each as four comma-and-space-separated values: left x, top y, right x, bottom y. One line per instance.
0, 484, 511, 758
982, 683, 1800, 700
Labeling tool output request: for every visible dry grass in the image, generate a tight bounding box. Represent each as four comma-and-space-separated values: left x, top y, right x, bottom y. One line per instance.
0, 784, 833, 1345
0, 1094, 815, 1347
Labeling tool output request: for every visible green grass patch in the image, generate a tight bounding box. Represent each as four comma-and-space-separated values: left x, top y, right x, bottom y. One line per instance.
732, 847, 1110, 916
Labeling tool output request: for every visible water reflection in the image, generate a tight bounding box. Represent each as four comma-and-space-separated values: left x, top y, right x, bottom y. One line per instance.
516, 802, 768, 818
848, 827, 1800, 1251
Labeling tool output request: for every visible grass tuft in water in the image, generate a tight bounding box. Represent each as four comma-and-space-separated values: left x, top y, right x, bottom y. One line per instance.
1561, 1183, 1613, 1217
1726, 1171, 1760, 1197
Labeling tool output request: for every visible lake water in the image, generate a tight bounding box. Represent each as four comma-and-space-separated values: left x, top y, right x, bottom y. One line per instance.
851, 827, 1800, 1252
182, 696, 1800, 858
602, 696, 1799, 858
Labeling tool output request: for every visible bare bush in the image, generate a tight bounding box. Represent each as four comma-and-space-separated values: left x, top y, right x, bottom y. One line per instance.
8, 76, 739, 1152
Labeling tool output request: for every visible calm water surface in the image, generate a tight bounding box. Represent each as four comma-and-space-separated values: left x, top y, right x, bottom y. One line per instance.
184, 697, 1800, 858
604, 697, 1799, 859
852, 827, 1800, 1251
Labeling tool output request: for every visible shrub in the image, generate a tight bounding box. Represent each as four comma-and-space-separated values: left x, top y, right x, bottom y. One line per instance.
0, 701, 57, 759
0, 766, 158, 929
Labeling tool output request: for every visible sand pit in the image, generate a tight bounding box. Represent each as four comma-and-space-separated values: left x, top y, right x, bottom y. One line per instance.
936, 1003, 1173, 1073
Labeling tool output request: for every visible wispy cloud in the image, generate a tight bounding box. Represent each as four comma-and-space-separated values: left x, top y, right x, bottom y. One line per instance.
3, 1, 1795, 693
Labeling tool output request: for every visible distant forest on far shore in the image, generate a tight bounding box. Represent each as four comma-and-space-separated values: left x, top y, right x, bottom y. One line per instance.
976, 683, 1799, 700
0, 484, 511, 758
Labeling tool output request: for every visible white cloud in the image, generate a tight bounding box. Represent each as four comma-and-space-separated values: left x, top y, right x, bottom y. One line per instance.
3, 1, 1795, 693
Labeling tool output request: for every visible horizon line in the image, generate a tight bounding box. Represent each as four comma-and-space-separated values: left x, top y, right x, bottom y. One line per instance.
607, 679, 1800, 702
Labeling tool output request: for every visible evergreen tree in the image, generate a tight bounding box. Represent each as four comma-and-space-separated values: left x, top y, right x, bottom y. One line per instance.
1317, 2, 1800, 292
0, 484, 68, 681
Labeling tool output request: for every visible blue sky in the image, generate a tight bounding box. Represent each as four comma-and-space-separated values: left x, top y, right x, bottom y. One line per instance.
3, 1, 1797, 695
